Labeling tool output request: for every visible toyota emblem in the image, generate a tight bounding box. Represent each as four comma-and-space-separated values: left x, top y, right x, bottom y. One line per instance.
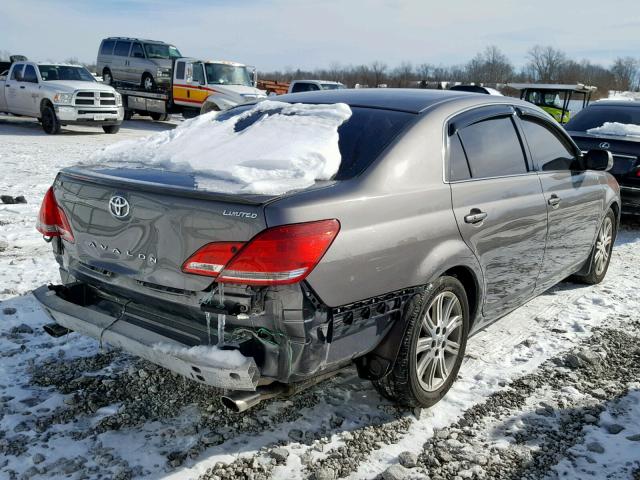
599, 142, 610, 149
109, 195, 130, 219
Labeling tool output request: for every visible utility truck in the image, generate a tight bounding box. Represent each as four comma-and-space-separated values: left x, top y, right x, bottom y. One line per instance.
0, 60, 124, 134
115, 58, 267, 120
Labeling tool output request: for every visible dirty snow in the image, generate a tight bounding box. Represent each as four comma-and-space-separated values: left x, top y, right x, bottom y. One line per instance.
88, 100, 352, 195
1, 114, 640, 480
587, 121, 640, 137
152, 343, 248, 368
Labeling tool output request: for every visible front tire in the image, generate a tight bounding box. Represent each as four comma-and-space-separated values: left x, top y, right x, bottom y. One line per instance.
573, 209, 615, 284
41, 105, 61, 134
102, 125, 120, 134
373, 276, 469, 408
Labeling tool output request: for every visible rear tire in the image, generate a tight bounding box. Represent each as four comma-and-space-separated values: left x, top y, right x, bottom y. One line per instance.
149, 112, 169, 121
573, 209, 616, 285
142, 73, 156, 91
123, 110, 134, 121
102, 125, 120, 134
41, 105, 61, 134
373, 276, 469, 408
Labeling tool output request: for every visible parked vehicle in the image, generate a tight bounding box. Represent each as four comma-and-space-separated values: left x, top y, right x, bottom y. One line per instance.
115, 58, 266, 120
256, 79, 290, 96
288, 80, 346, 93
450, 85, 503, 95
566, 100, 640, 215
97, 37, 182, 91
0, 61, 123, 134
508, 83, 596, 124
33, 90, 619, 411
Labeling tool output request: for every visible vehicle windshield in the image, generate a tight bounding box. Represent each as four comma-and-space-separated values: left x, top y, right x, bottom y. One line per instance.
566, 105, 640, 132
205, 63, 253, 86
526, 91, 564, 109
144, 43, 182, 59
215, 104, 415, 179
321, 83, 345, 90
38, 65, 95, 82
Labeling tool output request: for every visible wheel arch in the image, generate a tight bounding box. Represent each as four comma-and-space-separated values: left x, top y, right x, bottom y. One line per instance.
440, 265, 481, 330
39, 98, 53, 116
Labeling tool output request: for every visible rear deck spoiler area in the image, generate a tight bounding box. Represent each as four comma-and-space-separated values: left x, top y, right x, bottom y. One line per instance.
33, 284, 260, 391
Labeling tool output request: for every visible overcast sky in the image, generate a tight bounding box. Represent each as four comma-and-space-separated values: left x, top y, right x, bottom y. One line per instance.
1, 0, 638, 71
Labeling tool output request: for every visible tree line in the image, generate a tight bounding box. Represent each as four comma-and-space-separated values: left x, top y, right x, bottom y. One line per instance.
259, 45, 640, 96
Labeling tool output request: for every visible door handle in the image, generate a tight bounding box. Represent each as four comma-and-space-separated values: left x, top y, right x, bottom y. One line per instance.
464, 208, 487, 224
548, 194, 561, 208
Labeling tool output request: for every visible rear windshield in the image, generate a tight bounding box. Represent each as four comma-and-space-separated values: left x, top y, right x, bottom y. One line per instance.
216, 105, 415, 179
566, 105, 640, 132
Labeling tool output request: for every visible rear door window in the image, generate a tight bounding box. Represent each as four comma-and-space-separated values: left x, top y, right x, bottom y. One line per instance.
520, 117, 577, 171
10, 64, 24, 81
458, 117, 528, 178
114, 41, 132, 57
101, 40, 115, 55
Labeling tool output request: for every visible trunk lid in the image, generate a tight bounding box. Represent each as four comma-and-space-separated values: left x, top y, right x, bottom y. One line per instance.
54, 166, 275, 292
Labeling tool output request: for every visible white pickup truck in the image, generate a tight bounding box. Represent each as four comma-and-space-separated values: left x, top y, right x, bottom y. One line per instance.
0, 61, 124, 134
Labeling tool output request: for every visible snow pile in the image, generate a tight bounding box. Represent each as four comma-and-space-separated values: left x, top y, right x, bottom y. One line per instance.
153, 342, 248, 368
89, 100, 352, 195
587, 122, 640, 137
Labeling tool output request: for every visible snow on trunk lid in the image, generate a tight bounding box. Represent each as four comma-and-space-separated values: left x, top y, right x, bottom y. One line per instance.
86, 100, 352, 195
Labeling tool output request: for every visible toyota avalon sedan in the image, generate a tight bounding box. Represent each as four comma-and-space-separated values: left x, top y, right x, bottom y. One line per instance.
34, 89, 620, 411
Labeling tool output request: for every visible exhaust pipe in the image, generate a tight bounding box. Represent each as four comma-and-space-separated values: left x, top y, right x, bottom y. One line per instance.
221, 367, 348, 413
43, 323, 72, 338
221, 384, 286, 413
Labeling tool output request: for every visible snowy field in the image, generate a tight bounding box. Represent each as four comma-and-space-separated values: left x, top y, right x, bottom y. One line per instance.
0, 114, 639, 480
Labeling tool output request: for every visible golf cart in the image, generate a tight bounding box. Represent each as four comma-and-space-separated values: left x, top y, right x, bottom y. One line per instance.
507, 83, 597, 124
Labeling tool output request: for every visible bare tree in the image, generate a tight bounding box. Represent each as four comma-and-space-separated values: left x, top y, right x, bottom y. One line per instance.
370, 61, 387, 86
527, 45, 567, 82
466, 46, 514, 84
611, 57, 639, 91
392, 61, 414, 87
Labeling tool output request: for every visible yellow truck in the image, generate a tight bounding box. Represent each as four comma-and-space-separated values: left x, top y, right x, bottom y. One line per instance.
117, 58, 266, 120
507, 83, 596, 124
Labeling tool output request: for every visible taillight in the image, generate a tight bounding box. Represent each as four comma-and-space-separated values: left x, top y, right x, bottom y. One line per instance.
182, 242, 245, 277
181, 219, 340, 286
36, 187, 75, 243
218, 219, 340, 285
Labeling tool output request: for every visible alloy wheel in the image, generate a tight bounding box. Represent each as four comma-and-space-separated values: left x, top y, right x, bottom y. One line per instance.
416, 291, 464, 392
594, 216, 613, 276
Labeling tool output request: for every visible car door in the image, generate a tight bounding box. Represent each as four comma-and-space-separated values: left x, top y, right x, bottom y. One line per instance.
128, 42, 146, 84
19, 64, 41, 116
112, 40, 132, 82
516, 110, 605, 291
448, 105, 549, 318
5, 63, 25, 113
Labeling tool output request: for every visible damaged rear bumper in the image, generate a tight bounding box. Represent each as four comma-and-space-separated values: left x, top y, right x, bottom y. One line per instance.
33, 284, 260, 391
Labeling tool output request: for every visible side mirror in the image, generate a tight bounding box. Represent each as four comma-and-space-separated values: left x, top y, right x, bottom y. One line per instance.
584, 149, 613, 171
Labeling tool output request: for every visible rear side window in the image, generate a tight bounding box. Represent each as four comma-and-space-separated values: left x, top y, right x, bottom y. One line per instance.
520, 118, 577, 171
114, 41, 131, 57
458, 117, 527, 178
175, 61, 185, 80
449, 133, 471, 181
216, 105, 415, 179
22, 65, 38, 83
100, 40, 115, 55
10, 64, 24, 80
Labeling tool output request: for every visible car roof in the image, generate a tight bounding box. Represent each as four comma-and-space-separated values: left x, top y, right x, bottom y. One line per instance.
275, 88, 479, 114
105, 37, 169, 45
588, 100, 640, 108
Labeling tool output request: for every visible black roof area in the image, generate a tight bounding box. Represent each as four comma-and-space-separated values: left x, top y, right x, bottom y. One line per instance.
275, 88, 473, 114
586, 100, 640, 108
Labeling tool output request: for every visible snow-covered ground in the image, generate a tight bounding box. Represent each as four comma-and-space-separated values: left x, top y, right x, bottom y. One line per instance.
1, 114, 639, 480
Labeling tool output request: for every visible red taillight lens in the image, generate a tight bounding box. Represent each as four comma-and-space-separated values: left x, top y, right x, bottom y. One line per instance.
36, 187, 75, 243
182, 242, 246, 277
218, 219, 340, 285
